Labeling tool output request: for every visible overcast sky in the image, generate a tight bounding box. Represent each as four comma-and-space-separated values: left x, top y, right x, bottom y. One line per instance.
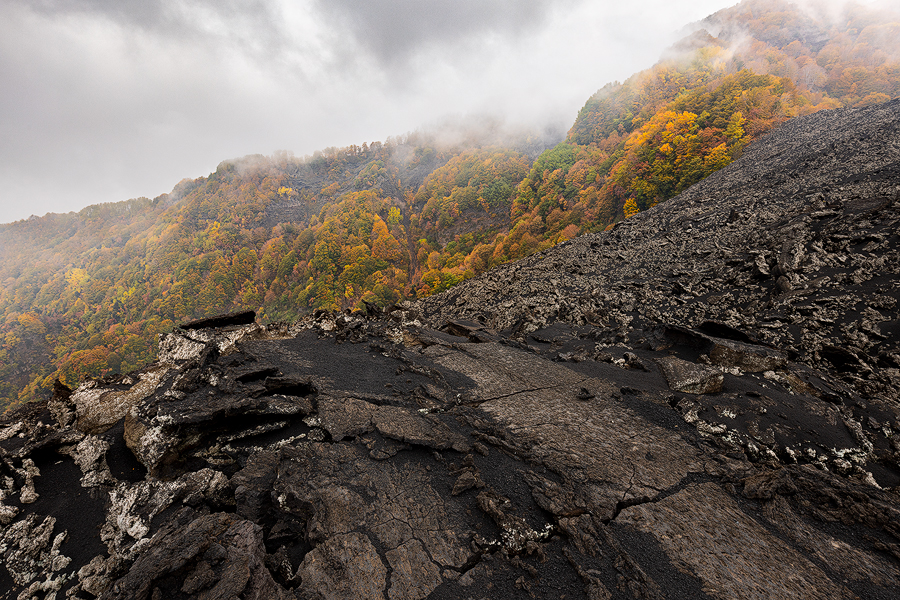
0, 0, 742, 224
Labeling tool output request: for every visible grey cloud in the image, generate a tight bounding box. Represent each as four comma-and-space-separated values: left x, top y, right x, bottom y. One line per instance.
19, 0, 274, 31
0, 0, 745, 223
16, 0, 290, 60
312, 0, 571, 65
22, 0, 171, 28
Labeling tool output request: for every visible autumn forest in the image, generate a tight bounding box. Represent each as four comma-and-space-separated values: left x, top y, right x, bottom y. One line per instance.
2, 0, 899, 411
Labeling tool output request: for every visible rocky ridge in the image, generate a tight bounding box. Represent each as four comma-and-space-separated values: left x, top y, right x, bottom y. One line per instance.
1, 100, 899, 599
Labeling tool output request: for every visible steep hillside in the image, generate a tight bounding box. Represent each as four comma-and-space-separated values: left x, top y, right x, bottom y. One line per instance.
0, 135, 543, 411
1, 98, 898, 600
1, 0, 899, 411
419, 96, 900, 427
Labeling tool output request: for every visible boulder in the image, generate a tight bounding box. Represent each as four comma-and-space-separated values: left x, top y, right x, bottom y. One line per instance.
657, 356, 724, 394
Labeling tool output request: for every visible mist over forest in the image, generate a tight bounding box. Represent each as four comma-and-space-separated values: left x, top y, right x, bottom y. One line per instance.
1, 0, 899, 411
0, 0, 737, 222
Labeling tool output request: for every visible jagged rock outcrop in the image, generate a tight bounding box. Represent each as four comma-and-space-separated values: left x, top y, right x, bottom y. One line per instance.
1, 100, 899, 599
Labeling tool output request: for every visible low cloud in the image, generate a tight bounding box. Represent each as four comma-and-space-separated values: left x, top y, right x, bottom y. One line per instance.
1, 0, 749, 223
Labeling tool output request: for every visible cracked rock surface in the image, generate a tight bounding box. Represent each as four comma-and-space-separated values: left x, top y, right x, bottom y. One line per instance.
2, 100, 900, 599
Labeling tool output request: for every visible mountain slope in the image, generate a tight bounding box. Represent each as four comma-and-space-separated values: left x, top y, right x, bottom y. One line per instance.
1, 0, 899, 412
418, 98, 900, 406
1, 98, 898, 600
418, 95, 900, 463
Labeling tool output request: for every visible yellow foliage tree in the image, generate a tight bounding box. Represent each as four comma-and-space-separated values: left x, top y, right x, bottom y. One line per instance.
623, 198, 640, 218
371, 216, 402, 262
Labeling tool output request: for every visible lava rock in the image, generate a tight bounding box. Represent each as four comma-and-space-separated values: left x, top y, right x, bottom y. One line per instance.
657, 356, 725, 394
179, 310, 257, 330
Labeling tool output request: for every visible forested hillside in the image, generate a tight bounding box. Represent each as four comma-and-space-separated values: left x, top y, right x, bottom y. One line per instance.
2, 0, 898, 411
